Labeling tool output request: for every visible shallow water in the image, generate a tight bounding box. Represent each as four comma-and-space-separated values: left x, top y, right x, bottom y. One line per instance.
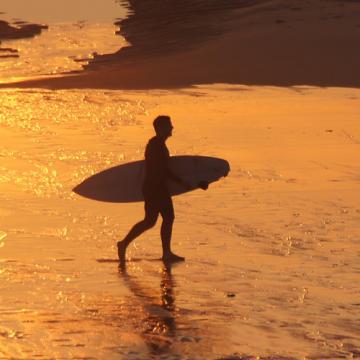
0, 0, 127, 81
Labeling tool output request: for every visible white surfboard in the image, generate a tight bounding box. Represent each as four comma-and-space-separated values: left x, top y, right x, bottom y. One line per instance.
73, 155, 230, 203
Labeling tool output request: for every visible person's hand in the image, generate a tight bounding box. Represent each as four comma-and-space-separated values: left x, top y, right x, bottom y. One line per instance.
198, 180, 209, 190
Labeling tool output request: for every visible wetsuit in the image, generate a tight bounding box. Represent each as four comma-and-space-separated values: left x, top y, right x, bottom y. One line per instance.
142, 136, 177, 221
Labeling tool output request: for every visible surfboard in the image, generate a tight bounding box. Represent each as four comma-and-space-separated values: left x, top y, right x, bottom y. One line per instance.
73, 155, 230, 203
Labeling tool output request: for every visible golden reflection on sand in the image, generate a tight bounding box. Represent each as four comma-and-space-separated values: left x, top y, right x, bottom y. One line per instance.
0, 85, 359, 359
119, 263, 178, 355
0, 231, 6, 248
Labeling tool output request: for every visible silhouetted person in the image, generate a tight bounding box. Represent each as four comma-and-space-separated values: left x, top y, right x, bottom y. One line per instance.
117, 115, 189, 266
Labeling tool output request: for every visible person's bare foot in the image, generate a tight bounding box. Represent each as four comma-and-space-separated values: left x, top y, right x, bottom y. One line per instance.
162, 252, 185, 263
117, 241, 127, 265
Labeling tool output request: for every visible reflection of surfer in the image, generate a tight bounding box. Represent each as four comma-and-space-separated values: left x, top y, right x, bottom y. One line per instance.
119, 263, 177, 354
118, 115, 189, 265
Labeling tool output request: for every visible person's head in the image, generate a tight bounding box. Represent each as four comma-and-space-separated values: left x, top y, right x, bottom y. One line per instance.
153, 115, 173, 139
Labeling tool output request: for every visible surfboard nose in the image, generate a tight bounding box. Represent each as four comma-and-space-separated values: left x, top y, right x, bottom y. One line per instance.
216, 159, 230, 177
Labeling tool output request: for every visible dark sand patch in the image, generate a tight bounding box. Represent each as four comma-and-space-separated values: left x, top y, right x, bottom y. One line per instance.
0, 19, 48, 41
90, 0, 262, 67
0, 17, 48, 57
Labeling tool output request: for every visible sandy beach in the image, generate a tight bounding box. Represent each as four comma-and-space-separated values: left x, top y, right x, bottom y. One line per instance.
1, 1, 360, 359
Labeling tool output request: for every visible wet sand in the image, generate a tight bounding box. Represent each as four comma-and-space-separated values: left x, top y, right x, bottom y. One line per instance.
1, 85, 360, 359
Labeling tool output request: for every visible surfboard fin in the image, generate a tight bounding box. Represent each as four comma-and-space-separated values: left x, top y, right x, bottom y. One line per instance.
198, 181, 209, 190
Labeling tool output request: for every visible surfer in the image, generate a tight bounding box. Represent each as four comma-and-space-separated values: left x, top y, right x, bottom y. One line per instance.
117, 115, 189, 265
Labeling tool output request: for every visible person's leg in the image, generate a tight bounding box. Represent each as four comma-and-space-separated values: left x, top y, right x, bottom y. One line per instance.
118, 200, 158, 263
160, 195, 185, 262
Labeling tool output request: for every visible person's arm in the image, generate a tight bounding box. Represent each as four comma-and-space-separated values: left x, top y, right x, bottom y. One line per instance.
166, 165, 208, 190
166, 160, 190, 188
